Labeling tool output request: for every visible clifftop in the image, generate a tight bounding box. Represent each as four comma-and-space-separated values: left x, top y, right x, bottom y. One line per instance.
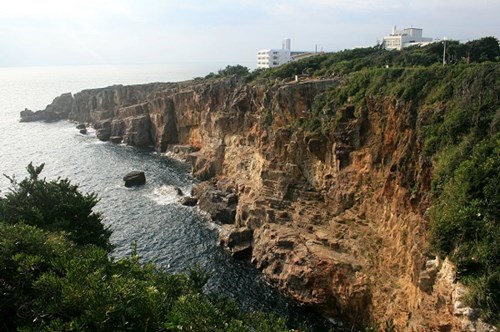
22, 39, 500, 331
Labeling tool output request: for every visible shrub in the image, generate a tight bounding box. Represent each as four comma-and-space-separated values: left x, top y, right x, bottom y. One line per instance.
430, 133, 499, 323
250, 37, 498, 82
217, 64, 250, 77
0, 221, 296, 331
0, 163, 111, 250
204, 65, 250, 79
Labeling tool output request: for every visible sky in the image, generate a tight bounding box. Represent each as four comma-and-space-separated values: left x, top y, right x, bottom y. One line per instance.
0, 0, 499, 67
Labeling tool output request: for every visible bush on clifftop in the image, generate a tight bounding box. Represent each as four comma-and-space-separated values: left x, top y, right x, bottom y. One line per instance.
253, 36, 499, 80
204, 64, 250, 79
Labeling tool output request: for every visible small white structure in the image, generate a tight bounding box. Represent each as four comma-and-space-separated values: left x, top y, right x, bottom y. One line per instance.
383, 26, 433, 50
257, 39, 292, 69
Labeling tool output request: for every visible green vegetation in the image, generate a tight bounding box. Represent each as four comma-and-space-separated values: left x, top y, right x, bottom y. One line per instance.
204, 65, 250, 79
0, 164, 298, 331
254, 37, 499, 324
2, 37, 498, 329
200, 37, 499, 85
1, 163, 111, 250
260, 108, 274, 127
429, 136, 499, 323
253, 36, 499, 80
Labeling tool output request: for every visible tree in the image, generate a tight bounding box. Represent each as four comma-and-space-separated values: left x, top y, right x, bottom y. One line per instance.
217, 64, 250, 77
466, 37, 500, 62
0, 163, 111, 249
0, 222, 294, 331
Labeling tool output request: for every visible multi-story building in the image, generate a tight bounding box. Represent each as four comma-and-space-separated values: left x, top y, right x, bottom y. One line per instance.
383, 26, 433, 50
257, 39, 291, 69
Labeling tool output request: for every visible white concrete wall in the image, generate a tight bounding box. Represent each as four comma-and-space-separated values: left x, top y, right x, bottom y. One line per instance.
383, 27, 433, 50
256, 49, 291, 69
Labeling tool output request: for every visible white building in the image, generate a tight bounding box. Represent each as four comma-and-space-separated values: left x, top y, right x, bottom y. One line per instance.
383, 26, 433, 50
257, 39, 292, 69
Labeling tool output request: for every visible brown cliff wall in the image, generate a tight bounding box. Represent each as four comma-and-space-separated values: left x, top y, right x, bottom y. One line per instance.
30, 76, 493, 331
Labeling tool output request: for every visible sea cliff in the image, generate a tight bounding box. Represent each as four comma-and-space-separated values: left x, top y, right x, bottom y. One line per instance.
22, 59, 498, 331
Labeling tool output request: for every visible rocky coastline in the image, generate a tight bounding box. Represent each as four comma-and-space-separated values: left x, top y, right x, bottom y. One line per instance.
21, 75, 495, 331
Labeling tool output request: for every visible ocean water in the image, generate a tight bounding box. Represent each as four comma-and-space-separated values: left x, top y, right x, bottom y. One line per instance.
0, 64, 333, 330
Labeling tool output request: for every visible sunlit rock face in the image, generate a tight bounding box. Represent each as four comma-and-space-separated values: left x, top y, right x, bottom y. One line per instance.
30, 76, 494, 331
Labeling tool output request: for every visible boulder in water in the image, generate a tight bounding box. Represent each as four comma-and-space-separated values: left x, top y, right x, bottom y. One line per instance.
174, 187, 184, 196
231, 245, 253, 261
20, 108, 36, 122
76, 123, 86, 130
220, 227, 254, 261
193, 182, 238, 224
123, 171, 146, 187
179, 196, 198, 206
109, 136, 123, 144
79, 128, 87, 135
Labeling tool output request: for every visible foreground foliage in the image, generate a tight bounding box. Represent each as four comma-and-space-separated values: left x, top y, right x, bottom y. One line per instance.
0, 163, 111, 250
0, 165, 296, 331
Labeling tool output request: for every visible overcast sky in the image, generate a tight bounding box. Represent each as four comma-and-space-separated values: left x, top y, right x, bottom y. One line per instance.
1, 0, 499, 67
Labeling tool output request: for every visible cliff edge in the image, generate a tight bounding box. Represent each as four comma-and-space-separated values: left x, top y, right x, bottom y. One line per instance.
22, 57, 499, 331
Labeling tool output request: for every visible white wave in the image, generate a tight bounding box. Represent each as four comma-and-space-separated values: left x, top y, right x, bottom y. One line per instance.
85, 128, 96, 136
90, 140, 109, 145
195, 207, 220, 231
148, 185, 184, 205
163, 151, 186, 162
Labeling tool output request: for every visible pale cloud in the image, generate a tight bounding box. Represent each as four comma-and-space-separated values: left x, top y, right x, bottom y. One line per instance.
410, 0, 500, 9
264, 3, 304, 20
301, 0, 405, 11
0, 0, 498, 66
298, 0, 500, 11
0, 0, 133, 19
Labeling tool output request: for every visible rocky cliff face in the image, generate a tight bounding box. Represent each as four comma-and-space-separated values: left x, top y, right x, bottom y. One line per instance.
25, 76, 494, 331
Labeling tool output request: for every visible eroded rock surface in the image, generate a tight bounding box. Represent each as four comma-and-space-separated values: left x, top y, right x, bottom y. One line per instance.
193, 181, 238, 225
25, 76, 496, 331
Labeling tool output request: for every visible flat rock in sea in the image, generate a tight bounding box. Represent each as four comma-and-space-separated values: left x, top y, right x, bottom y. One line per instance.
174, 186, 184, 196
179, 196, 198, 206
123, 171, 146, 187
20, 108, 58, 122
109, 136, 122, 144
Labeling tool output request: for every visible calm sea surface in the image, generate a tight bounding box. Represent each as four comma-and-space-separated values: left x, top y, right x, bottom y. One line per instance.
0, 64, 333, 330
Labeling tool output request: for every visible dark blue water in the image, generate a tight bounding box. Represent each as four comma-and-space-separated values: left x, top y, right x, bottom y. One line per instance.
0, 64, 335, 331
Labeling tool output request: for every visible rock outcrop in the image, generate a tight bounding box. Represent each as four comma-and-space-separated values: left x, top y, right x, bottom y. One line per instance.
123, 171, 146, 187
20, 93, 74, 122
24, 76, 495, 331
179, 196, 198, 206
193, 181, 238, 225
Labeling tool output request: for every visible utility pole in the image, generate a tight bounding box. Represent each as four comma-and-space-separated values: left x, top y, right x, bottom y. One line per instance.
442, 37, 447, 66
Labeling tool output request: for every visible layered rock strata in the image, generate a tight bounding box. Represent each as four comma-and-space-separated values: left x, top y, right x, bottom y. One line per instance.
24, 76, 494, 331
